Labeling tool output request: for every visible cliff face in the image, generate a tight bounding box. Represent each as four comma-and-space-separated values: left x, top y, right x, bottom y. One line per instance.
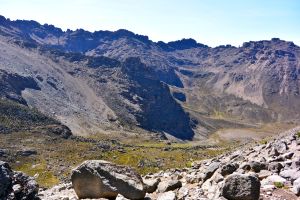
120, 58, 195, 140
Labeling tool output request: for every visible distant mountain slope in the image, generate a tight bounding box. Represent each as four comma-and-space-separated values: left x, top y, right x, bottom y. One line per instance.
0, 16, 299, 140
0, 34, 195, 139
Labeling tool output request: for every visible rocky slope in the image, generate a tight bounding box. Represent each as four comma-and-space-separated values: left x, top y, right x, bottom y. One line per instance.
32, 126, 300, 200
0, 15, 300, 140
0, 98, 72, 138
0, 35, 194, 139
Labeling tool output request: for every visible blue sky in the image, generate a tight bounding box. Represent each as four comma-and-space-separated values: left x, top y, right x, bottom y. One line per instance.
0, 0, 299, 47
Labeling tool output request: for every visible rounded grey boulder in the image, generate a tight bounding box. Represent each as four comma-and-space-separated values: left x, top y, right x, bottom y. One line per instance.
71, 160, 146, 200
222, 174, 260, 200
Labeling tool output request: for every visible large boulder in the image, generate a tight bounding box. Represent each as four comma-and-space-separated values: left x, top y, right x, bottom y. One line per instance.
71, 160, 146, 200
222, 173, 260, 200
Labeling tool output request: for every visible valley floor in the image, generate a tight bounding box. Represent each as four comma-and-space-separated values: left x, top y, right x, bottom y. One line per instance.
0, 121, 297, 189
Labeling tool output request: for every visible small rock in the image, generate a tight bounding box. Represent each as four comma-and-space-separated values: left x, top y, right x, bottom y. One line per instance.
220, 163, 238, 176
12, 184, 22, 193
258, 170, 273, 180
17, 149, 37, 157
157, 191, 176, 200
261, 175, 288, 186
144, 178, 160, 193
157, 180, 182, 193
270, 141, 288, 156
291, 177, 300, 195
203, 161, 221, 181
268, 162, 283, 173
282, 152, 294, 159
249, 161, 266, 173
240, 163, 251, 171
0, 149, 8, 157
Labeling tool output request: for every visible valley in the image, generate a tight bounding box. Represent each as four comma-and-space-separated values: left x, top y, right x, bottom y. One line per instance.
0, 14, 300, 200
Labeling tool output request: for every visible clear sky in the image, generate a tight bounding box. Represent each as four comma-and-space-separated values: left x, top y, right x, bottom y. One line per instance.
0, 0, 299, 47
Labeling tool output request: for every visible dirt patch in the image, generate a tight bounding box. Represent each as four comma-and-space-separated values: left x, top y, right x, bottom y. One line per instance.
211, 123, 297, 143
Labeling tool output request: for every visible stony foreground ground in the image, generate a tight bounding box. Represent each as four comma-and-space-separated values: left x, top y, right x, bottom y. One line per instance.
33, 127, 300, 200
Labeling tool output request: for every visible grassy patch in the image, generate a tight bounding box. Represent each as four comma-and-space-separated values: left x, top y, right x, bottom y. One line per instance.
0, 129, 235, 188
273, 182, 284, 188
14, 160, 59, 188
260, 139, 268, 145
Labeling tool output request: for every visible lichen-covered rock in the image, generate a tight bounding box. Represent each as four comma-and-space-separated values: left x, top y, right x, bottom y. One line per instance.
71, 160, 146, 200
222, 174, 260, 200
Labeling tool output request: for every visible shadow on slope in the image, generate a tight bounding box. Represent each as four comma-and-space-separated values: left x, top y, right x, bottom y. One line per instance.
121, 58, 195, 140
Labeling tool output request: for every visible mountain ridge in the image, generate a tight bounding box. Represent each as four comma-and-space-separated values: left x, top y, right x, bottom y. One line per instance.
0, 15, 299, 140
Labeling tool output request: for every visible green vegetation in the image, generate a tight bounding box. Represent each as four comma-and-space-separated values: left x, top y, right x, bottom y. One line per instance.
14, 160, 59, 188
260, 139, 268, 145
212, 110, 226, 119
297, 131, 300, 138
0, 129, 236, 188
0, 98, 237, 188
273, 182, 284, 188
